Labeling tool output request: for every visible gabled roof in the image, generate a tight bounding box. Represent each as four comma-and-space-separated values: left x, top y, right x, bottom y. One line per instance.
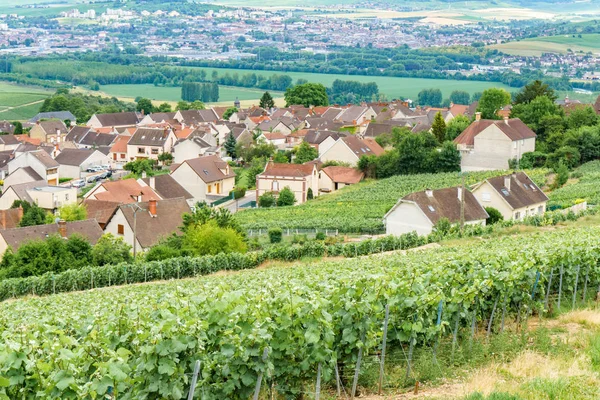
141, 175, 193, 200
174, 155, 236, 184
0, 219, 103, 252
3, 180, 47, 203
321, 166, 364, 184
91, 178, 161, 203
0, 150, 12, 170
119, 198, 190, 248
177, 109, 218, 124
454, 118, 536, 146
144, 112, 176, 123
91, 112, 140, 127
128, 128, 172, 147
304, 130, 344, 145
66, 126, 116, 147
0, 121, 14, 134
14, 166, 43, 181
364, 123, 394, 138
341, 136, 384, 157
261, 160, 315, 177
0, 134, 20, 146
110, 135, 130, 153
483, 172, 549, 210
0, 207, 23, 229
27, 150, 60, 168
54, 148, 97, 166
336, 106, 368, 124
30, 111, 76, 123
385, 187, 489, 225
36, 120, 68, 135
83, 200, 120, 226
66, 126, 93, 142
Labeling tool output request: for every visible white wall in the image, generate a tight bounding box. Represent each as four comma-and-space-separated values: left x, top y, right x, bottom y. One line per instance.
171, 163, 208, 201
104, 209, 143, 251
173, 141, 205, 164
385, 202, 434, 236
0, 188, 20, 210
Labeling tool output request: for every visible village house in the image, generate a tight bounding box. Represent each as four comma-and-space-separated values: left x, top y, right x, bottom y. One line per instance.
65, 126, 116, 150
126, 128, 177, 161
471, 172, 548, 220
0, 219, 103, 256
0, 180, 76, 211
454, 114, 536, 171
30, 111, 77, 124
170, 155, 236, 202
319, 136, 384, 166
319, 166, 364, 192
0, 135, 22, 152
108, 134, 131, 167
6, 150, 60, 186
55, 148, 112, 179
87, 112, 141, 129
103, 198, 190, 252
172, 134, 218, 164
384, 186, 489, 236
256, 160, 319, 205
140, 174, 194, 205
29, 120, 69, 144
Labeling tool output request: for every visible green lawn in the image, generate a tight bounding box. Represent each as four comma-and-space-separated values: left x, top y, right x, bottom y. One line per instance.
0, 82, 51, 121
489, 34, 600, 56
99, 84, 283, 103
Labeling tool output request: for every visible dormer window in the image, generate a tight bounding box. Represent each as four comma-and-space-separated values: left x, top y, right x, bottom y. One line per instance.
428, 205, 435, 212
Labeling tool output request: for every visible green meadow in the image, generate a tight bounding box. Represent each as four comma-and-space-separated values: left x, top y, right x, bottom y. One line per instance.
490, 34, 600, 56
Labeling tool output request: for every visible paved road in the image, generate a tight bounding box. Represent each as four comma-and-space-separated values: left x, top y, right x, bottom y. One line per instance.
224, 191, 256, 214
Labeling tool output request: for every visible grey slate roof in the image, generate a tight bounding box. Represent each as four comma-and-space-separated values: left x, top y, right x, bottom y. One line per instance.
485, 172, 549, 210
128, 128, 171, 146
30, 111, 76, 123
92, 112, 140, 127
54, 148, 96, 166
0, 219, 103, 251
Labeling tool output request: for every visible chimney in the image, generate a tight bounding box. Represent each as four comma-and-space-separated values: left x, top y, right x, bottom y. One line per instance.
504, 175, 511, 191
504, 115, 509, 125
457, 186, 462, 200
148, 199, 157, 217
475, 112, 481, 121
425, 188, 433, 197
141, 171, 147, 179
17, 205, 23, 221
149, 176, 155, 189
58, 219, 67, 239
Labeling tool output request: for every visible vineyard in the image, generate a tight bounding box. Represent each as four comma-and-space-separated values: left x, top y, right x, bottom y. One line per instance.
235, 169, 550, 233
1, 226, 599, 399
547, 161, 600, 209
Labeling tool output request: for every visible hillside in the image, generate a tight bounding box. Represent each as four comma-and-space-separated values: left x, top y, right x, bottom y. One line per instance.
1, 226, 599, 398
489, 34, 600, 56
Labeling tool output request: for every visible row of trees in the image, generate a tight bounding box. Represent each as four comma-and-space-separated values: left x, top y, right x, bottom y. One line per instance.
181, 82, 219, 102
328, 80, 380, 105
416, 88, 480, 107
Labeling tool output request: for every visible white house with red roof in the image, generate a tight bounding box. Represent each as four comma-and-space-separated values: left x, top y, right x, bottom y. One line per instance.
256, 160, 319, 204
454, 114, 536, 171
319, 136, 384, 166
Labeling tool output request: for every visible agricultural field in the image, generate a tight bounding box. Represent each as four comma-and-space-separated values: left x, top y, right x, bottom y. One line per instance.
1, 226, 599, 398
183, 66, 513, 101
489, 34, 600, 56
235, 169, 549, 233
99, 84, 283, 105
547, 161, 600, 209
0, 82, 51, 121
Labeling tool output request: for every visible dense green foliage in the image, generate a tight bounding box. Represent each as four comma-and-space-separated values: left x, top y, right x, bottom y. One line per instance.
276, 187, 296, 207
284, 83, 329, 107
39, 89, 135, 123
181, 82, 219, 102
294, 141, 318, 164
259, 91, 274, 109
1, 226, 599, 398
477, 88, 511, 119
327, 79, 379, 104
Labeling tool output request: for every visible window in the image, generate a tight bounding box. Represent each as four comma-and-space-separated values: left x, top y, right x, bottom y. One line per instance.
538, 206, 543, 214
138, 147, 145, 154
207, 185, 212, 193
481, 192, 491, 202
428, 205, 435, 212
514, 212, 521, 220
513, 142, 517, 149
501, 189, 510, 196
65, 194, 69, 201
120, 153, 126, 159
272, 181, 279, 191
151, 148, 159, 155
117, 224, 124, 235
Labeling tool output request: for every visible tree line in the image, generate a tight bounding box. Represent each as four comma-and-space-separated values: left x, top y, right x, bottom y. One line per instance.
181, 82, 219, 102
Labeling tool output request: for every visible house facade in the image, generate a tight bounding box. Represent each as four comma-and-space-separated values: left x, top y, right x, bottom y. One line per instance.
471, 172, 548, 220
454, 115, 536, 171
319, 166, 364, 192
319, 136, 384, 166
256, 160, 319, 204
29, 120, 69, 144
126, 128, 177, 161
170, 155, 236, 202
55, 148, 111, 179
384, 186, 489, 236
7, 150, 60, 185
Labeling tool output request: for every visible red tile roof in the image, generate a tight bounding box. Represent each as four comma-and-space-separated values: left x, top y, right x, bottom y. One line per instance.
261, 161, 315, 177
321, 166, 364, 184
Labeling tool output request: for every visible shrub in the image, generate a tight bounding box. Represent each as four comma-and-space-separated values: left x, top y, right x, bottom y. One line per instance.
268, 228, 283, 244
552, 162, 569, 189
433, 217, 451, 236
276, 187, 296, 207
182, 221, 247, 256
485, 207, 504, 225
307, 187, 314, 200
258, 192, 276, 208
292, 234, 308, 245
233, 186, 247, 200
315, 232, 326, 241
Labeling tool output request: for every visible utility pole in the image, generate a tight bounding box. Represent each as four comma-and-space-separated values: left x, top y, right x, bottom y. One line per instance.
460, 172, 465, 234
122, 203, 145, 259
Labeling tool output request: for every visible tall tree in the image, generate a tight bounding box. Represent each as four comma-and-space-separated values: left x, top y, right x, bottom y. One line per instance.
431, 112, 447, 144
136, 98, 155, 114
222, 107, 238, 121
224, 132, 237, 158
477, 88, 511, 119
449, 90, 470, 105
513, 80, 557, 105
284, 83, 329, 107
259, 92, 275, 109
417, 88, 442, 107
445, 115, 471, 141
294, 141, 318, 164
